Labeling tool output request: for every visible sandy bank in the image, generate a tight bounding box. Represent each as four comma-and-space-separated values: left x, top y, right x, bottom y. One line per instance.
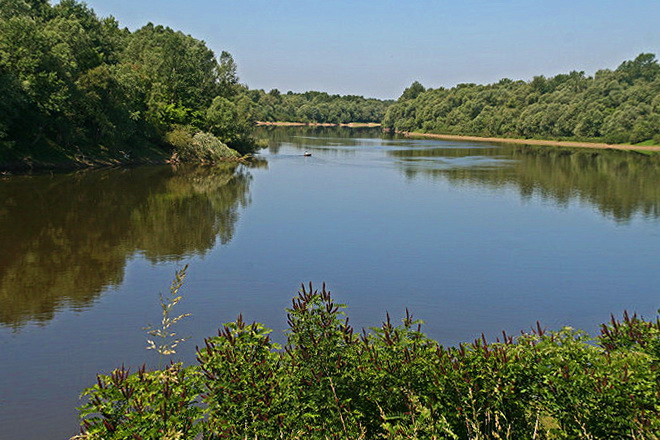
400, 131, 660, 152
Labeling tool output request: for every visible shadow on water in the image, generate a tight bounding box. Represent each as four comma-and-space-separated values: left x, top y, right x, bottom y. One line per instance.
0, 163, 256, 329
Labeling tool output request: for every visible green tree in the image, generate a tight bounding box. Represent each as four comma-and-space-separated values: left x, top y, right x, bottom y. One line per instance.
617, 53, 660, 84
400, 80, 426, 101
216, 50, 239, 97
205, 96, 240, 144
121, 23, 220, 129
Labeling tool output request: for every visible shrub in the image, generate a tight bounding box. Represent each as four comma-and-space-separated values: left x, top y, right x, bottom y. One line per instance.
77, 363, 203, 440
164, 126, 195, 152
192, 132, 240, 161
77, 281, 660, 439
164, 127, 240, 163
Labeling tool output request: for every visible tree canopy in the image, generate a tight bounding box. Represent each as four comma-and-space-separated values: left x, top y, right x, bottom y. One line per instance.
0, 0, 257, 167
384, 54, 660, 145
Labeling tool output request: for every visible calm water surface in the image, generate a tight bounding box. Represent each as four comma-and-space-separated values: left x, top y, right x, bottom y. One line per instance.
1, 127, 659, 439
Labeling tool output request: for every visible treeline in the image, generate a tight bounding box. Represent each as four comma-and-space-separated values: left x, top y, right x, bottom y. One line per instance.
0, 0, 257, 168
244, 89, 392, 124
384, 54, 660, 145
78, 283, 660, 439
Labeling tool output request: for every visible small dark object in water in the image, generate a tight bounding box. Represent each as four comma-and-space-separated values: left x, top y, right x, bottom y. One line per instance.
304, 152, 312, 157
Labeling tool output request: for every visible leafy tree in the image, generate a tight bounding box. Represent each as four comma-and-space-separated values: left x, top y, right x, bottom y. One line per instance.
617, 53, 660, 84
0, 0, 50, 20
216, 50, 239, 97
400, 80, 426, 101
205, 96, 241, 144
121, 24, 219, 129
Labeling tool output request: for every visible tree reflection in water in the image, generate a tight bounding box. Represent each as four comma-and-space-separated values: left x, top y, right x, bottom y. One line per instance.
390, 145, 660, 223
0, 163, 258, 329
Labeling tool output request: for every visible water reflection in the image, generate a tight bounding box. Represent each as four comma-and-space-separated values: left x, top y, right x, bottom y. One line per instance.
0, 164, 254, 329
263, 127, 660, 223
257, 126, 385, 153
391, 145, 660, 222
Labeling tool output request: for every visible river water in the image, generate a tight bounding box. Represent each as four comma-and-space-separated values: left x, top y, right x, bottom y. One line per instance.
1, 127, 659, 439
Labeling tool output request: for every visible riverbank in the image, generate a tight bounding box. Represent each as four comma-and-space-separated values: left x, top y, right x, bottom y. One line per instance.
0, 155, 167, 173
399, 131, 660, 152
256, 121, 381, 128
0, 146, 170, 173
0, 138, 256, 173
0, 153, 255, 174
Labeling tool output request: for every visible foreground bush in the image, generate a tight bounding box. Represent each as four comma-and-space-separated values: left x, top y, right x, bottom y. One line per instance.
77, 283, 660, 439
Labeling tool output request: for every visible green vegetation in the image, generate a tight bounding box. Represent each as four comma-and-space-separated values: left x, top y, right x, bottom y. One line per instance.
0, 0, 258, 169
635, 139, 660, 147
77, 281, 659, 439
384, 54, 660, 145
245, 89, 392, 124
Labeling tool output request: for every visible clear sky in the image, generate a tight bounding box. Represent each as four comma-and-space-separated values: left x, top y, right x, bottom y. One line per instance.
79, 0, 659, 99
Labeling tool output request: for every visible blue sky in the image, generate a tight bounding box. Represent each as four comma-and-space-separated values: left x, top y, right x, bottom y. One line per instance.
80, 0, 659, 99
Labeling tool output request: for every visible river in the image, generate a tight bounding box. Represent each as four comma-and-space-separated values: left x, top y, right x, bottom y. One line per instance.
1, 127, 659, 439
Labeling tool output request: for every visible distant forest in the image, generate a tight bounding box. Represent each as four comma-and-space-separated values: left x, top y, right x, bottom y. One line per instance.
384, 54, 660, 145
246, 90, 392, 124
